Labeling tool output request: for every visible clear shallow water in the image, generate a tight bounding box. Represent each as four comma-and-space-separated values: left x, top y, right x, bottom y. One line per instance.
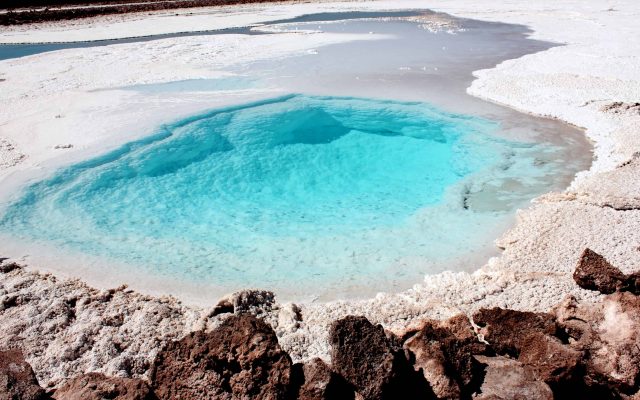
0, 12, 593, 300
0, 94, 579, 296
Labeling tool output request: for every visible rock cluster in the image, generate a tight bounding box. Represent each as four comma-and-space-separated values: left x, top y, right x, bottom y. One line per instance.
1, 249, 640, 399
601, 102, 640, 116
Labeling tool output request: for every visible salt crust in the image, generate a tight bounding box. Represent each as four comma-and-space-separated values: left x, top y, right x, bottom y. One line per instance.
1, 0, 640, 386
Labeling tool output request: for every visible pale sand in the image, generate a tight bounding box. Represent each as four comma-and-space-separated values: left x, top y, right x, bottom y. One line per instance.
1, 0, 640, 386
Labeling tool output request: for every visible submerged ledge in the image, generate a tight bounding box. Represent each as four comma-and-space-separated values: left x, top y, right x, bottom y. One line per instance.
1, 0, 640, 398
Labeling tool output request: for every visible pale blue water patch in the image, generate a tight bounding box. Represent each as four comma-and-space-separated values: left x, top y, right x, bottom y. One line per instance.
0, 11, 421, 61
116, 77, 258, 94
0, 94, 567, 297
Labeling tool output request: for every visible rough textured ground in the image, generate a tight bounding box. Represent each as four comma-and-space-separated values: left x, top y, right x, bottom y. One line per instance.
0, 0, 640, 393
3, 251, 639, 398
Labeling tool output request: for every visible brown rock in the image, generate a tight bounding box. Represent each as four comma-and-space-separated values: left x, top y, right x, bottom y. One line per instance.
53, 372, 155, 400
584, 292, 640, 395
403, 315, 486, 399
329, 316, 434, 400
210, 290, 276, 317
472, 308, 557, 357
552, 295, 594, 349
210, 298, 234, 317
0, 349, 47, 400
518, 332, 583, 387
404, 334, 457, 399
473, 356, 553, 400
296, 358, 354, 400
573, 248, 636, 294
151, 314, 293, 400
553, 293, 640, 398
0, 262, 19, 274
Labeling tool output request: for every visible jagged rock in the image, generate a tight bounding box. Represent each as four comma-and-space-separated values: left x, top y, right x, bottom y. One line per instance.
584, 292, 640, 395
600, 102, 640, 115
211, 290, 276, 316
553, 291, 640, 398
517, 332, 583, 387
473, 356, 553, 400
329, 315, 434, 400
573, 248, 640, 294
277, 303, 303, 334
402, 315, 486, 399
0, 261, 19, 274
151, 314, 293, 400
53, 372, 155, 400
472, 308, 556, 357
404, 334, 456, 399
233, 290, 275, 314
552, 295, 594, 350
210, 298, 234, 317
0, 349, 47, 400
296, 358, 354, 400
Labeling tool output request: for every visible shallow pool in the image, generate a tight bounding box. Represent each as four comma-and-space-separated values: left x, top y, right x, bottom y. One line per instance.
0, 94, 585, 298
0, 11, 592, 300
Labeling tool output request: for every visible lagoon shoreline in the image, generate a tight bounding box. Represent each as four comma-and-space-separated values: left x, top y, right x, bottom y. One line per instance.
1, 0, 639, 394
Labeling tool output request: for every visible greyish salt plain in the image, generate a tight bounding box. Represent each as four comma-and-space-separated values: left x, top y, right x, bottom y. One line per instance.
0, 0, 639, 388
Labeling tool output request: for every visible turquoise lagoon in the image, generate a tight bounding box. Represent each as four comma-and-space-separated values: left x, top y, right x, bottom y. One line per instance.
0, 94, 576, 297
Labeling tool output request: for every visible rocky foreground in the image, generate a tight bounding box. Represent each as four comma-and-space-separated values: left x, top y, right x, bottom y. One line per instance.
1, 249, 639, 399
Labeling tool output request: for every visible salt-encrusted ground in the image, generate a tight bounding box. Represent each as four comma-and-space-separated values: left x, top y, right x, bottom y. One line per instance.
1, 0, 640, 387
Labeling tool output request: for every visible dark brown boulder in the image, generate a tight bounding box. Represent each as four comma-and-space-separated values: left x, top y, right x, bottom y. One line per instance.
402, 315, 487, 399
517, 332, 583, 388
472, 308, 557, 357
329, 315, 434, 400
151, 314, 293, 400
0, 349, 47, 400
296, 358, 354, 400
573, 248, 639, 294
53, 373, 155, 400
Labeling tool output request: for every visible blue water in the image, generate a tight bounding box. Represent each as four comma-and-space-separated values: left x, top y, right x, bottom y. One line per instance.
0, 94, 567, 296
0, 11, 421, 61
115, 77, 258, 94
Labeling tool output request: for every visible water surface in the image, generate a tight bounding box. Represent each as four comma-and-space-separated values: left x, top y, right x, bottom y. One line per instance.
0, 12, 592, 300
